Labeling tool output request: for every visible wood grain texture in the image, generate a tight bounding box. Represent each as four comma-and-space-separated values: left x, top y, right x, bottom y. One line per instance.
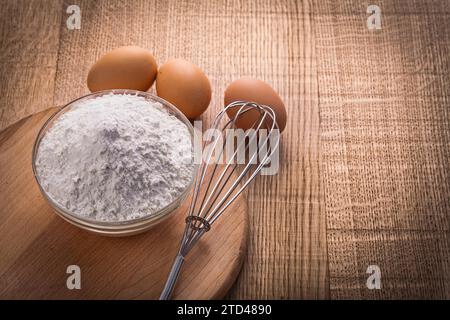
315, 0, 450, 299
53, 0, 329, 299
227, 0, 329, 299
0, 109, 248, 299
0, 0, 62, 130
2, 0, 449, 300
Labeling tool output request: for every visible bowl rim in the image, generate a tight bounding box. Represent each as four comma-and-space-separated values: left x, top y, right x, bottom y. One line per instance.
31, 89, 198, 230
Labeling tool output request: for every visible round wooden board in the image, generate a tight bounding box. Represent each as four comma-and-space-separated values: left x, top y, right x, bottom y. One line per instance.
0, 108, 248, 299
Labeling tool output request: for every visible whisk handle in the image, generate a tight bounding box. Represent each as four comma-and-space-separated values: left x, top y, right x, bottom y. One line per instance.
159, 254, 185, 300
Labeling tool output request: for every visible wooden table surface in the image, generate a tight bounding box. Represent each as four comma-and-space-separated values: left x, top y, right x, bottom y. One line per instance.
0, 0, 448, 299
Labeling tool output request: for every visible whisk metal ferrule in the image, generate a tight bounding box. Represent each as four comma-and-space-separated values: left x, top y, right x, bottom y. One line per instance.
159, 101, 280, 300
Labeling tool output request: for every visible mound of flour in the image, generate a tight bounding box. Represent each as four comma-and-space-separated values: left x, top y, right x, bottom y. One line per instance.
35, 93, 194, 222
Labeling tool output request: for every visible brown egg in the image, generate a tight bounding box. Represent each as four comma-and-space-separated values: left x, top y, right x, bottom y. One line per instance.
87, 46, 157, 92
156, 59, 211, 119
224, 77, 287, 132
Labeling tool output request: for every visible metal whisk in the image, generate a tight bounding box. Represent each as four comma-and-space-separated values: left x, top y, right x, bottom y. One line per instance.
159, 101, 280, 300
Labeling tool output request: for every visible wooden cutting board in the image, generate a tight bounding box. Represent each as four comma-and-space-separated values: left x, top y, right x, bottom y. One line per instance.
0, 108, 248, 299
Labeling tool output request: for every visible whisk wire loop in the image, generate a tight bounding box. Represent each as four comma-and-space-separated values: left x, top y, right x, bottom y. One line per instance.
159, 101, 280, 300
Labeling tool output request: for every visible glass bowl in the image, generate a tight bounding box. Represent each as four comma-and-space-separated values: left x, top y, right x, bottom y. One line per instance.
32, 89, 197, 236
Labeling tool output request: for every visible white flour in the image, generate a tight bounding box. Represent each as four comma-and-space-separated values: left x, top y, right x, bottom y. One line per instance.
35, 93, 194, 222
